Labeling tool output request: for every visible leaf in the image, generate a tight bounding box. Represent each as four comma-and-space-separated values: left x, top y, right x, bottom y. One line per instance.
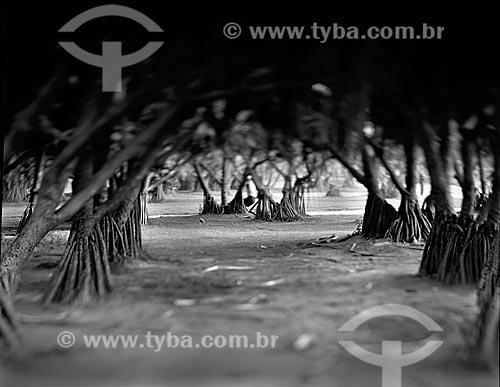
293, 333, 316, 351
174, 299, 197, 307
258, 278, 285, 287
203, 265, 254, 273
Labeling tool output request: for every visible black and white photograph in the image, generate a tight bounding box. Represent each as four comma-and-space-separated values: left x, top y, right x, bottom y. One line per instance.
1, 6, 499, 387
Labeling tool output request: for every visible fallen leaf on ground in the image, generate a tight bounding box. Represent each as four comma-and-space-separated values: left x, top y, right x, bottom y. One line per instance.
293, 333, 316, 351
257, 278, 285, 287
247, 293, 268, 304
174, 299, 197, 306
203, 265, 254, 273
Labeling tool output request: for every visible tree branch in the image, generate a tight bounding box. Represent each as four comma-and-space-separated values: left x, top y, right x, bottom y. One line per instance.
367, 139, 412, 197
328, 145, 370, 189
53, 104, 183, 223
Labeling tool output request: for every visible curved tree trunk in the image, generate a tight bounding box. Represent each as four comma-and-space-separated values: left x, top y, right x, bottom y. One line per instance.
17, 152, 44, 234
474, 226, 499, 367
362, 192, 398, 238
251, 168, 278, 221
0, 279, 22, 350
360, 147, 397, 238
436, 131, 486, 284
330, 144, 396, 237
42, 204, 112, 304
152, 183, 167, 202
224, 170, 250, 215
274, 176, 300, 222
194, 163, 223, 214
386, 195, 431, 243
42, 155, 112, 304
419, 120, 457, 277
384, 139, 431, 243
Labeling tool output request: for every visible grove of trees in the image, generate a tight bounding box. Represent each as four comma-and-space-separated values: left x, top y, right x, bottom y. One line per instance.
2, 19, 498, 366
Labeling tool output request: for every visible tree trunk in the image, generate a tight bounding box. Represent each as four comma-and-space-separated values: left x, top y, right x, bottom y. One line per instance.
461, 132, 476, 216
385, 139, 431, 243
477, 142, 486, 195
471, 121, 500, 367
17, 152, 45, 234
0, 277, 22, 350
42, 155, 113, 304
221, 152, 228, 207
360, 146, 397, 237
274, 176, 300, 222
224, 171, 249, 214
386, 195, 431, 243
418, 120, 458, 277
152, 183, 167, 202
1, 216, 53, 292
419, 120, 454, 216
433, 132, 483, 285
362, 192, 398, 238
42, 202, 112, 304
194, 163, 223, 214
474, 227, 499, 367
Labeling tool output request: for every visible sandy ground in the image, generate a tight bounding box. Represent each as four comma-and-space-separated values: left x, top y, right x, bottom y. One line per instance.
1, 188, 497, 387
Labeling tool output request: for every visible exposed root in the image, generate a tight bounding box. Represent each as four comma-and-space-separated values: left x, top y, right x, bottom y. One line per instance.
274, 189, 301, 222
103, 197, 143, 265
421, 215, 494, 285
151, 184, 168, 202
254, 188, 279, 221
139, 192, 148, 225
419, 214, 460, 277
0, 276, 22, 351
435, 219, 468, 283
441, 219, 494, 284
224, 188, 248, 214
385, 195, 431, 243
361, 192, 397, 239
421, 195, 436, 223
42, 224, 112, 304
473, 227, 499, 367
201, 192, 224, 215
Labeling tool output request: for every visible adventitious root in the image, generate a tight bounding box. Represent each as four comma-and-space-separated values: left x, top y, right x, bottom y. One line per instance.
292, 182, 307, 217
42, 225, 112, 304
151, 184, 167, 202
473, 287, 500, 368
420, 214, 460, 277
421, 196, 435, 223
473, 228, 499, 367
421, 216, 494, 285
254, 190, 279, 221
385, 195, 431, 243
139, 192, 148, 225
362, 193, 397, 239
2, 172, 30, 202
224, 188, 248, 214
100, 200, 143, 265
254, 188, 305, 222
274, 191, 301, 222
441, 220, 494, 284
0, 279, 22, 350
201, 193, 223, 214
435, 218, 469, 283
